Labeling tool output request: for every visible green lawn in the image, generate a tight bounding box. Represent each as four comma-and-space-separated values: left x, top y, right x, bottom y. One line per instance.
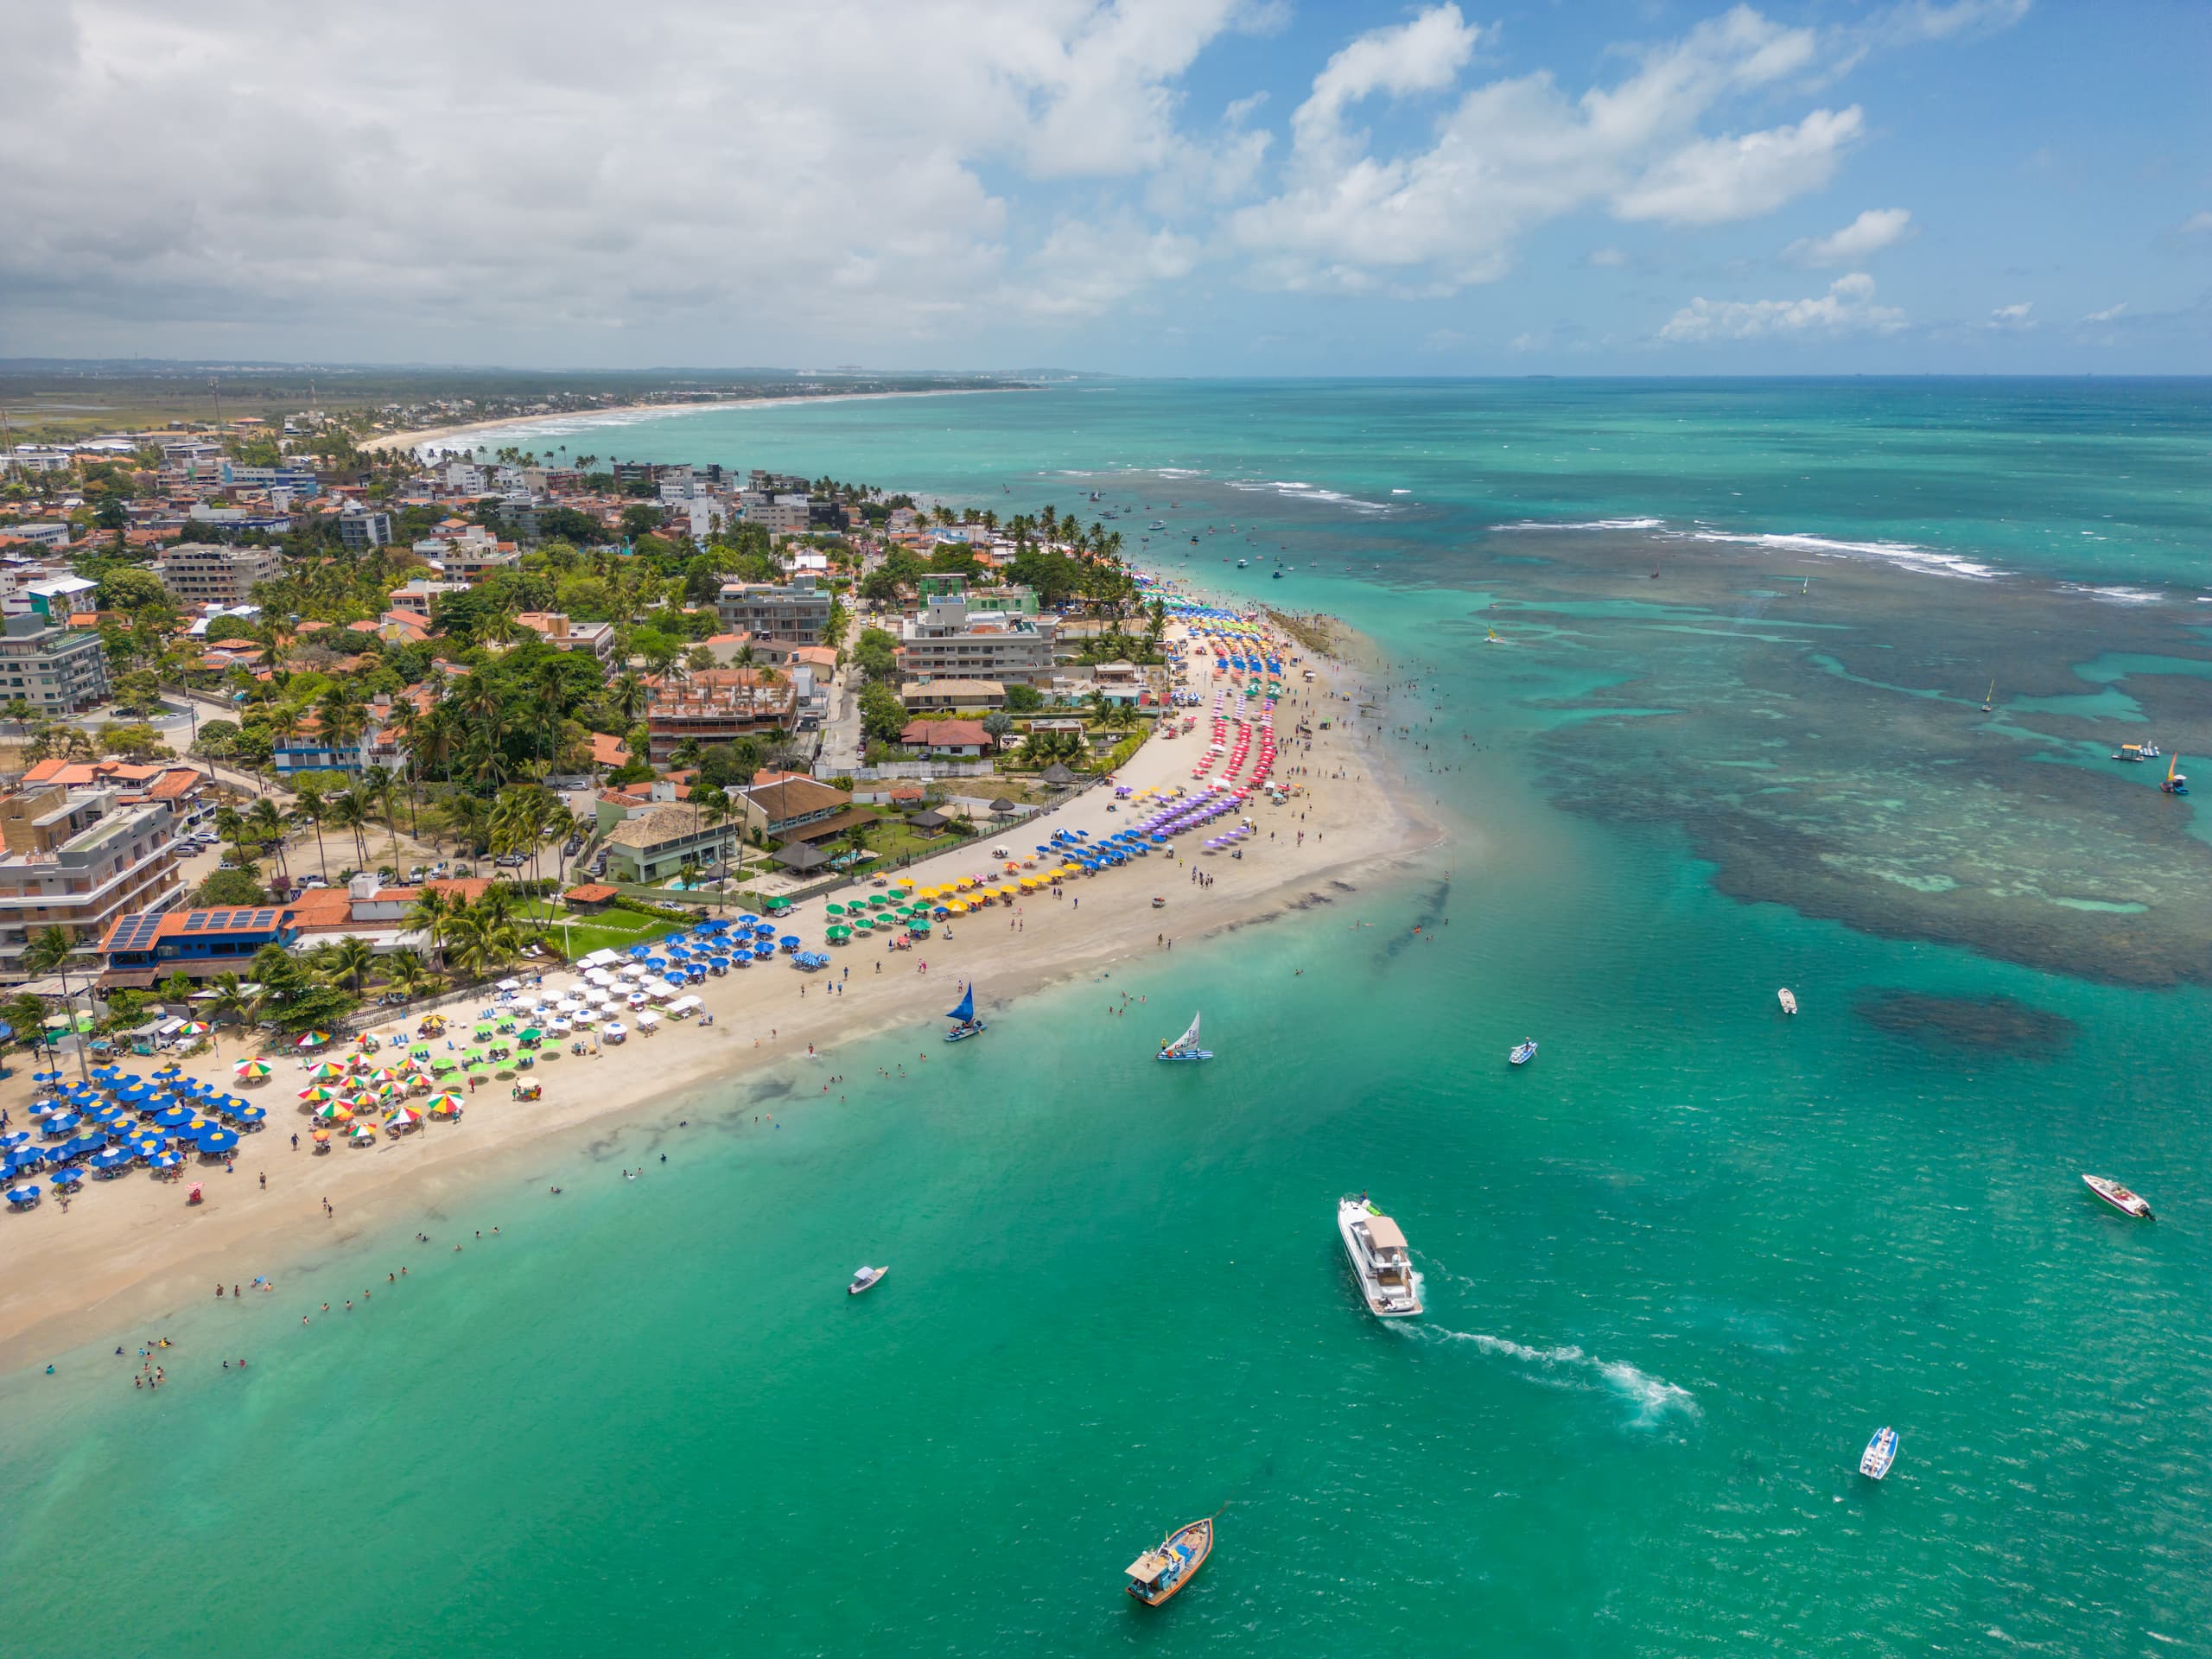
519, 900, 680, 959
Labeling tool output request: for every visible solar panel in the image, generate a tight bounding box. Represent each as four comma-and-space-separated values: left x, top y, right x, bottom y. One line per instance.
183, 914, 206, 931
254, 908, 279, 928
207, 910, 231, 928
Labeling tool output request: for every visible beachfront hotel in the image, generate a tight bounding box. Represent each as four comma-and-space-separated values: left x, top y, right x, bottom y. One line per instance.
0, 773, 195, 982
896, 594, 1056, 687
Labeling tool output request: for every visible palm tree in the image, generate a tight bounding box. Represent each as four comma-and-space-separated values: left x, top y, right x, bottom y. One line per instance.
406, 890, 453, 967
203, 972, 261, 1052
331, 788, 372, 869
325, 935, 377, 995
288, 778, 331, 880
363, 766, 403, 874
22, 926, 86, 1077
386, 948, 441, 1002
246, 796, 288, 880
213, 805, 252, 870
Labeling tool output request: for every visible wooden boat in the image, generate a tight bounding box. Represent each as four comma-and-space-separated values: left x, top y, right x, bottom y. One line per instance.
1158, 1010, 1211, 1063
1777, 988, 1797, 1015
944, 983, 986, 1043
1125, 1517, 1212, 1605
2082, 1174, 2152, 1219
848, 1265, 887, 1295
1859, 1426, 1899, 1480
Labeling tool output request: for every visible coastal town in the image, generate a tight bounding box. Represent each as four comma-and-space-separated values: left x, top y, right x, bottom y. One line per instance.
0, 406, 1418, 1357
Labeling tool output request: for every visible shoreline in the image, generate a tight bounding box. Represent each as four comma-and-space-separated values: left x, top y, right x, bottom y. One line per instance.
359, 386, 1033, 455
0, 626, 1439, 1370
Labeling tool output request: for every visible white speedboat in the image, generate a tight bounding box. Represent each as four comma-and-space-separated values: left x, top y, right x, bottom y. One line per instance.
1337, 1195, 1422, 1318
2082, 1174, 2152, 1218
1777, 988, 1797, 1015
848, 1265, 887, 1295
1859, 1426, 1898, 1479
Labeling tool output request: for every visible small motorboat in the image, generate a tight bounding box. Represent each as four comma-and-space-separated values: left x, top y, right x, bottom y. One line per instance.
1125, 1517, 1213, 1606
1859, 1426, 1899, 1480
1508, 1040, 1538, 1066
848, 1265, 887, 1295
1777, 988, 1798, 1015
2082, 1174, 2152, 1218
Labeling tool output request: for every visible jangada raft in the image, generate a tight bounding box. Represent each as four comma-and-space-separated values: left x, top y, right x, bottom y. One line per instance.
1125, 1517, 1212, 1605
1859, 1426, 1899, 1480
944, 983, 986, 1043
2082, 1174, 2152, 1219
1158, 1010, 1211, 1063
1508, 1039, 1538, 1066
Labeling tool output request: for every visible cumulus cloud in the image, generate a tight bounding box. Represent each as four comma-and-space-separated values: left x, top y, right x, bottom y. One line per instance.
1232, 5, 1859, 295
1986, 300, 2036, 329
0, 0, 1269, 358
2081, 302, 2129, 323
1658, 271, 1906, 341
1784, 207, 1914, 266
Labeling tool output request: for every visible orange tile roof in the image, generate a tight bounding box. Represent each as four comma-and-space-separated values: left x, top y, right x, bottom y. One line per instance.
564, 884, 619, 904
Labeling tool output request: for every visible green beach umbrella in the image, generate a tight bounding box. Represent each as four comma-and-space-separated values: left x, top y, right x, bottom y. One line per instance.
825, 903, 846, 916
518, 1027, 543, 1042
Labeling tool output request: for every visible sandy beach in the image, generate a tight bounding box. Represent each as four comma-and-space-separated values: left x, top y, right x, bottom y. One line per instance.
360, 386, 1031, 455
0, 633, 1436, 1366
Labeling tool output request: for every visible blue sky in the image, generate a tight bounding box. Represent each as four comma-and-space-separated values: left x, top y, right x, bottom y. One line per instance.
4, 1, 2208, 373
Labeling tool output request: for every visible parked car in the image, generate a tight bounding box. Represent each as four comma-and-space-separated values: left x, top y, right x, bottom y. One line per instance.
494, 853, 527, 868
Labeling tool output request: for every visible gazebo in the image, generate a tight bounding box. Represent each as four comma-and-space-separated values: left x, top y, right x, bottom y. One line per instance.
1039, 761, 1080, 789
909, 808, 951, 838
988, 797, 1025, 822
774, 842, 834, 874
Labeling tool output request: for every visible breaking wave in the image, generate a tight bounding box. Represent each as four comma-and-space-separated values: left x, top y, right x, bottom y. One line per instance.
1224, 478, 1393, 513
1488, 515, 2005, 581
1492, 517, 1665, 532
1415, 1325, 1700, 1427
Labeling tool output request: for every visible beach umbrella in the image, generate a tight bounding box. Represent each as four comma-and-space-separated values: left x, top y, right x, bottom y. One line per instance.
306, 1059, 346, 1081
311, 1129, 332, 1143
152, 1106, 192, 1128
825, 903, 846, 916
179, 1020, 212, 1037
299, 1085, 340, 1103
197, 1127, 239, 1154
350, 1124, 376, 1143
235, 1106, 266, 1126
31, 1070, 59, 1084
313, 1103, 353, 1123
232, 1058, 271, 1079
518, 1027, 543, 1042
426, 1091, 465, 1113
295, 1032, 330, 1049
384, 1106, 422, 1130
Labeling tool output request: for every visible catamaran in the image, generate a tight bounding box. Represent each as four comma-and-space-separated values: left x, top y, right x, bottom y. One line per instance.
1859, 1426, 1899, 1480
1337, 1195, 1422, 1318
1124, 1517, 1213, 1605
2082, 1173, 2152, 1218
1158, 1011, 1211, 1063
944, 983, 985, 1042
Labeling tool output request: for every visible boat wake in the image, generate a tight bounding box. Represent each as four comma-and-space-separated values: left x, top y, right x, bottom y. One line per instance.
1411, 1325, 1700, 1427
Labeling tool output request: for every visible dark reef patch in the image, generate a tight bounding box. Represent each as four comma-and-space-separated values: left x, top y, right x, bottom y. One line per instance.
1853, 990, 2076, 1057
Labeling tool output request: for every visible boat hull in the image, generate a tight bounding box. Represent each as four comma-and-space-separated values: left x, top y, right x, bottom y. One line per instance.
1127, 1519, 1212, 1605
848, 1268, 887, 1295
2082, 1174, 2152, 1218
1859, 1428, 1898, 1480
1157, 1050, 1212, 1062
944, 1021, 986, 1043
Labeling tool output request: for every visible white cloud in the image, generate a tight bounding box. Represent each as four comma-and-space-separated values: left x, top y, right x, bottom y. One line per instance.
1986, 300, 2036, 329
2081, 302, 2129, 323
1872, 0, 2032, 45
1784, 207, 1914, 266
1016, 220, 1199, 318
1615, 106, 1863, 225
1233, 6, 1855, 294
2181, 211, 2212, 235
1659, 270, 1906, 341
0, 0, 1268, 357
1587, 246, 1629, 268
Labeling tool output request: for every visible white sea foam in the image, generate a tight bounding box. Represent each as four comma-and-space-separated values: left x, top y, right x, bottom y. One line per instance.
2056, 583, 2165, 604
1422, 1326, 1700, 1426
1492, 517, 1664, 532
1675, 527, 2003, 581
1224, 478, 1393, 514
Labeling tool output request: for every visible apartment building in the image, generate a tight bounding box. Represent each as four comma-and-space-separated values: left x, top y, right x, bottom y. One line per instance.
643, 670, 798, 763
715, 575, 832, 644
0, 784, 186, 981
896, 596, 1056, 688
156, 542, 284, 607
513, 611, 617, 664
0, 614, 111, 715
336, 509, 393, 550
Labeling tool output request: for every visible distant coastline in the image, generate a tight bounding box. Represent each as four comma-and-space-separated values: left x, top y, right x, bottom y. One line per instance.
362, 386, 1035, 455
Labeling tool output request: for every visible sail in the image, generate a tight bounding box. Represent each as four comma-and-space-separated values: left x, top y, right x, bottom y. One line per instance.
948, 984, 975, 1024
2167, 754, 2178, 785
1169, 1010, 1200, 1052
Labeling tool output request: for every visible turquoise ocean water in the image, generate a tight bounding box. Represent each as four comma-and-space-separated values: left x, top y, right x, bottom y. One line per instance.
4, 380, 2211, 1656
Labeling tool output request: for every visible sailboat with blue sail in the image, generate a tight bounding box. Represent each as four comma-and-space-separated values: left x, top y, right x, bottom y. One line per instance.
944, 983, 986, 1042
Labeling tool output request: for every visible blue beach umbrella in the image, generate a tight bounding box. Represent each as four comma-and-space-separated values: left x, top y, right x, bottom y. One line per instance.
198, 1128, 239, 1154
152, 1106, 192, 1129
149, 1153, 181, 1172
